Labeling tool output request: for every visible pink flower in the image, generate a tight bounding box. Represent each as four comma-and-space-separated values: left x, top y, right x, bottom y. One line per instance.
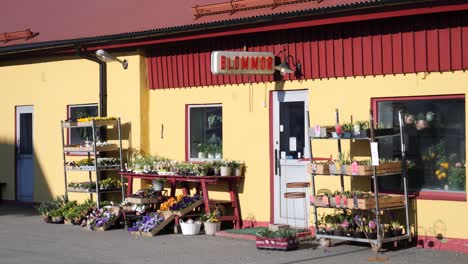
368, 220, 376, 229
455, 162, 462, 168
341, 219, 349, 229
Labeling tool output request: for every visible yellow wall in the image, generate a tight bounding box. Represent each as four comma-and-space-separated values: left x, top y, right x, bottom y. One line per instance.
0, 53, 145, 202
1, 54, 467, 241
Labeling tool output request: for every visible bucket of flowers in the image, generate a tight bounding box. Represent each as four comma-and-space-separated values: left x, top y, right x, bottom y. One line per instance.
200, 210, 221, 235
127, 212, 166, 236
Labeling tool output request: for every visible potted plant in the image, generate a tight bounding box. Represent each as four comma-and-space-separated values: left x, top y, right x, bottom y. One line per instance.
49, 210, 64, 224
220, 160, 231, 176
152, 178, 166, 191
391, 221, 403, 236
200, 211, 221, 235
211, 160, 222, 176
214, 143, 222, 159
364, 220, 377, 239
197, 143, 206, 159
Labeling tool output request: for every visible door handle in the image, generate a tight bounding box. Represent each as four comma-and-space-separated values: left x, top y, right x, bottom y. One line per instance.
275, 149, 281, 177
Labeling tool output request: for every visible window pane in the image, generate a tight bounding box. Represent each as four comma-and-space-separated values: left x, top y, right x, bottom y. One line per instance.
69, 105, 98, 145
377, 97, 465, 192
189, 106, 222, 159
279, 101, 305, 159
19, 113, 33, 155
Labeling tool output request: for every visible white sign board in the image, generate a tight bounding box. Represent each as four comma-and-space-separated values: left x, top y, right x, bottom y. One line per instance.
211, 51, 275, 75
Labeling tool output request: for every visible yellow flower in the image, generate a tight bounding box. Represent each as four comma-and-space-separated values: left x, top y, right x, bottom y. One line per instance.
431, 153, 436, 158
435, 170, 441, 175
441, 162, 449, 169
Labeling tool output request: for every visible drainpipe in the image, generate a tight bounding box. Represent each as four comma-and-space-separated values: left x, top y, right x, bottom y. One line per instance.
77, 48, 107, 140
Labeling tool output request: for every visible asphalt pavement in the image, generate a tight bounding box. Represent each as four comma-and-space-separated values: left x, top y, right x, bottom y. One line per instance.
1, 204, 467, 264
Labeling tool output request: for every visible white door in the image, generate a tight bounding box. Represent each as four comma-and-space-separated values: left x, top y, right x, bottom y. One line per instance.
273, 90, 310, 228
16, 106, 34, 202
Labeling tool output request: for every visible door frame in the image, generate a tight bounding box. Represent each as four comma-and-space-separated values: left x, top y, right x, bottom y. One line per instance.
15, 105, 34, 201
269, 89, 309, 224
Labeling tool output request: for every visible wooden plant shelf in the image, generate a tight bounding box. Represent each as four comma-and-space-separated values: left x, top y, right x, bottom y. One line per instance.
130, 214, 175, 237
62, 119, 118, 128
63, 144, 118, 153
310, 194, 405, 210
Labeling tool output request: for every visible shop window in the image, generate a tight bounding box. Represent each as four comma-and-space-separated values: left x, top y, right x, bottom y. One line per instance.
374, 95, 465, 194
68, 104, 98, 145
188, 105, 222, 160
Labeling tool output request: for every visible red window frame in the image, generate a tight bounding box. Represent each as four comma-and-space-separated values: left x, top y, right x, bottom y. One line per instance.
371, 94, 466, 202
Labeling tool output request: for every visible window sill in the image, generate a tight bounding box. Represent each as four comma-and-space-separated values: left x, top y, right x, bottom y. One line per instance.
415, 191, 466, 202
381, 191, 466, 202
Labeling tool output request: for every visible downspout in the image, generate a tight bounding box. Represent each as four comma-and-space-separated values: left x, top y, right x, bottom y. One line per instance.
77, 48, 107, 140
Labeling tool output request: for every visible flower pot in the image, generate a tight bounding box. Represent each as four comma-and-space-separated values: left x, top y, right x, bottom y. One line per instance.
215, 153, 222, 159
234, 165, 244, 176
384, 230, 393, 238
392, 229, 403, 237
367, 232, 377, 239
416, 119, 428, 130
179, 219, 201, 235
52, 216, 64, 224
204, 221, 221, 235
333, 229, 344, 236
334, 196, 341, 207
207, 153, 215, 159
152, 180, 163, 191
220, 166, 231, 176
328, 163, 336, 174
353, 231, 365, 238
342, 132, 352, 138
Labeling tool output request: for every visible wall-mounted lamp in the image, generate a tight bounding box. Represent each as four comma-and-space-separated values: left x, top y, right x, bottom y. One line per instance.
275, 48, 302, 79
95, 49, 128, 69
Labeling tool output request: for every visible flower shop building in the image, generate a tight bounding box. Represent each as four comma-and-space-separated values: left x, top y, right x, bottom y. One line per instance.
1, 0, 468, 252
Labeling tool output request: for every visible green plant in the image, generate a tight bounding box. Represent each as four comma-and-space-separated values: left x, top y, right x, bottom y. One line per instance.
35, 195, 68, 217
200, 210, 219, 223
341, 122, 354, 131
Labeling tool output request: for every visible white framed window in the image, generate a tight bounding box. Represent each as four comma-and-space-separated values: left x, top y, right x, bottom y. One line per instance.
188, 104, 222, 160
67, 104, 98, 145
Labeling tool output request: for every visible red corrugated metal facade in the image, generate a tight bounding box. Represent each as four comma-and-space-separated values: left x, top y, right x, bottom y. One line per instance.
147, 10, 468, 89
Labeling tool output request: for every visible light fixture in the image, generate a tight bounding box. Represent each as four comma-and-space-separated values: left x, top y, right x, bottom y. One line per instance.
95, 49, 128, 69
275, 48, 302, 78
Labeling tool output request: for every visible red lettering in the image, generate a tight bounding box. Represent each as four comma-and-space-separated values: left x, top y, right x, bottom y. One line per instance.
241, 57, 249, 69
267, 57, 273, 70
234, 56, 240, 69
251, 57, 259, 70
220, 56, 226, 70
260, 57, 266, 70
227, 57, 233, 70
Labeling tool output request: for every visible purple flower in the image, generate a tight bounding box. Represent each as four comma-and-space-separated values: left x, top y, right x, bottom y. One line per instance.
368, 220, 376, 229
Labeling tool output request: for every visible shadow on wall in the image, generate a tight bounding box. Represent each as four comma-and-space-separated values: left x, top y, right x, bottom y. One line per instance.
0, 141, 52, 207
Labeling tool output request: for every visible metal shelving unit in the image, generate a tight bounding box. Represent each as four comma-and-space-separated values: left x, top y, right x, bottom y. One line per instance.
61, 118, 124, 208
309, 110, 412, 251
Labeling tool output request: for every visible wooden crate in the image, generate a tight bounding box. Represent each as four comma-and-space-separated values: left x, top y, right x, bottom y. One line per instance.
95, 206, 122, 231
256, 237, 299, 250
129, 214, 175, 237
346, 195, 405, 209
309, 164, 330, 175
345, 162, 402, 176
126, 197, 160, 204
310, 195, 330, 207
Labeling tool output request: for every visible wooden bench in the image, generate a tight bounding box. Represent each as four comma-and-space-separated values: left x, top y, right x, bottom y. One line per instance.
0, 182, 6, 202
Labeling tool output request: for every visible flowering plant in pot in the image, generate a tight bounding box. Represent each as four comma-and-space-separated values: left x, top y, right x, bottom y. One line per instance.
35, 195, 68, 223
220, 160, 231, 176
49, 209, 64, 224
200, 210, 221, 235
152, 178, 166, 191
391, 221, 404, 236
364, 220, 377, 239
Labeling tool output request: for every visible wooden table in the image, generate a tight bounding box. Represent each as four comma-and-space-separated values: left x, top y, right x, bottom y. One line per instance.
119, 172, 243, 229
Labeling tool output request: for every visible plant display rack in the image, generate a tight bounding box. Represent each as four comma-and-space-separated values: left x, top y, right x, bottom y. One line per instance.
309, 110, 412, 251
61, 118, 124, 208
